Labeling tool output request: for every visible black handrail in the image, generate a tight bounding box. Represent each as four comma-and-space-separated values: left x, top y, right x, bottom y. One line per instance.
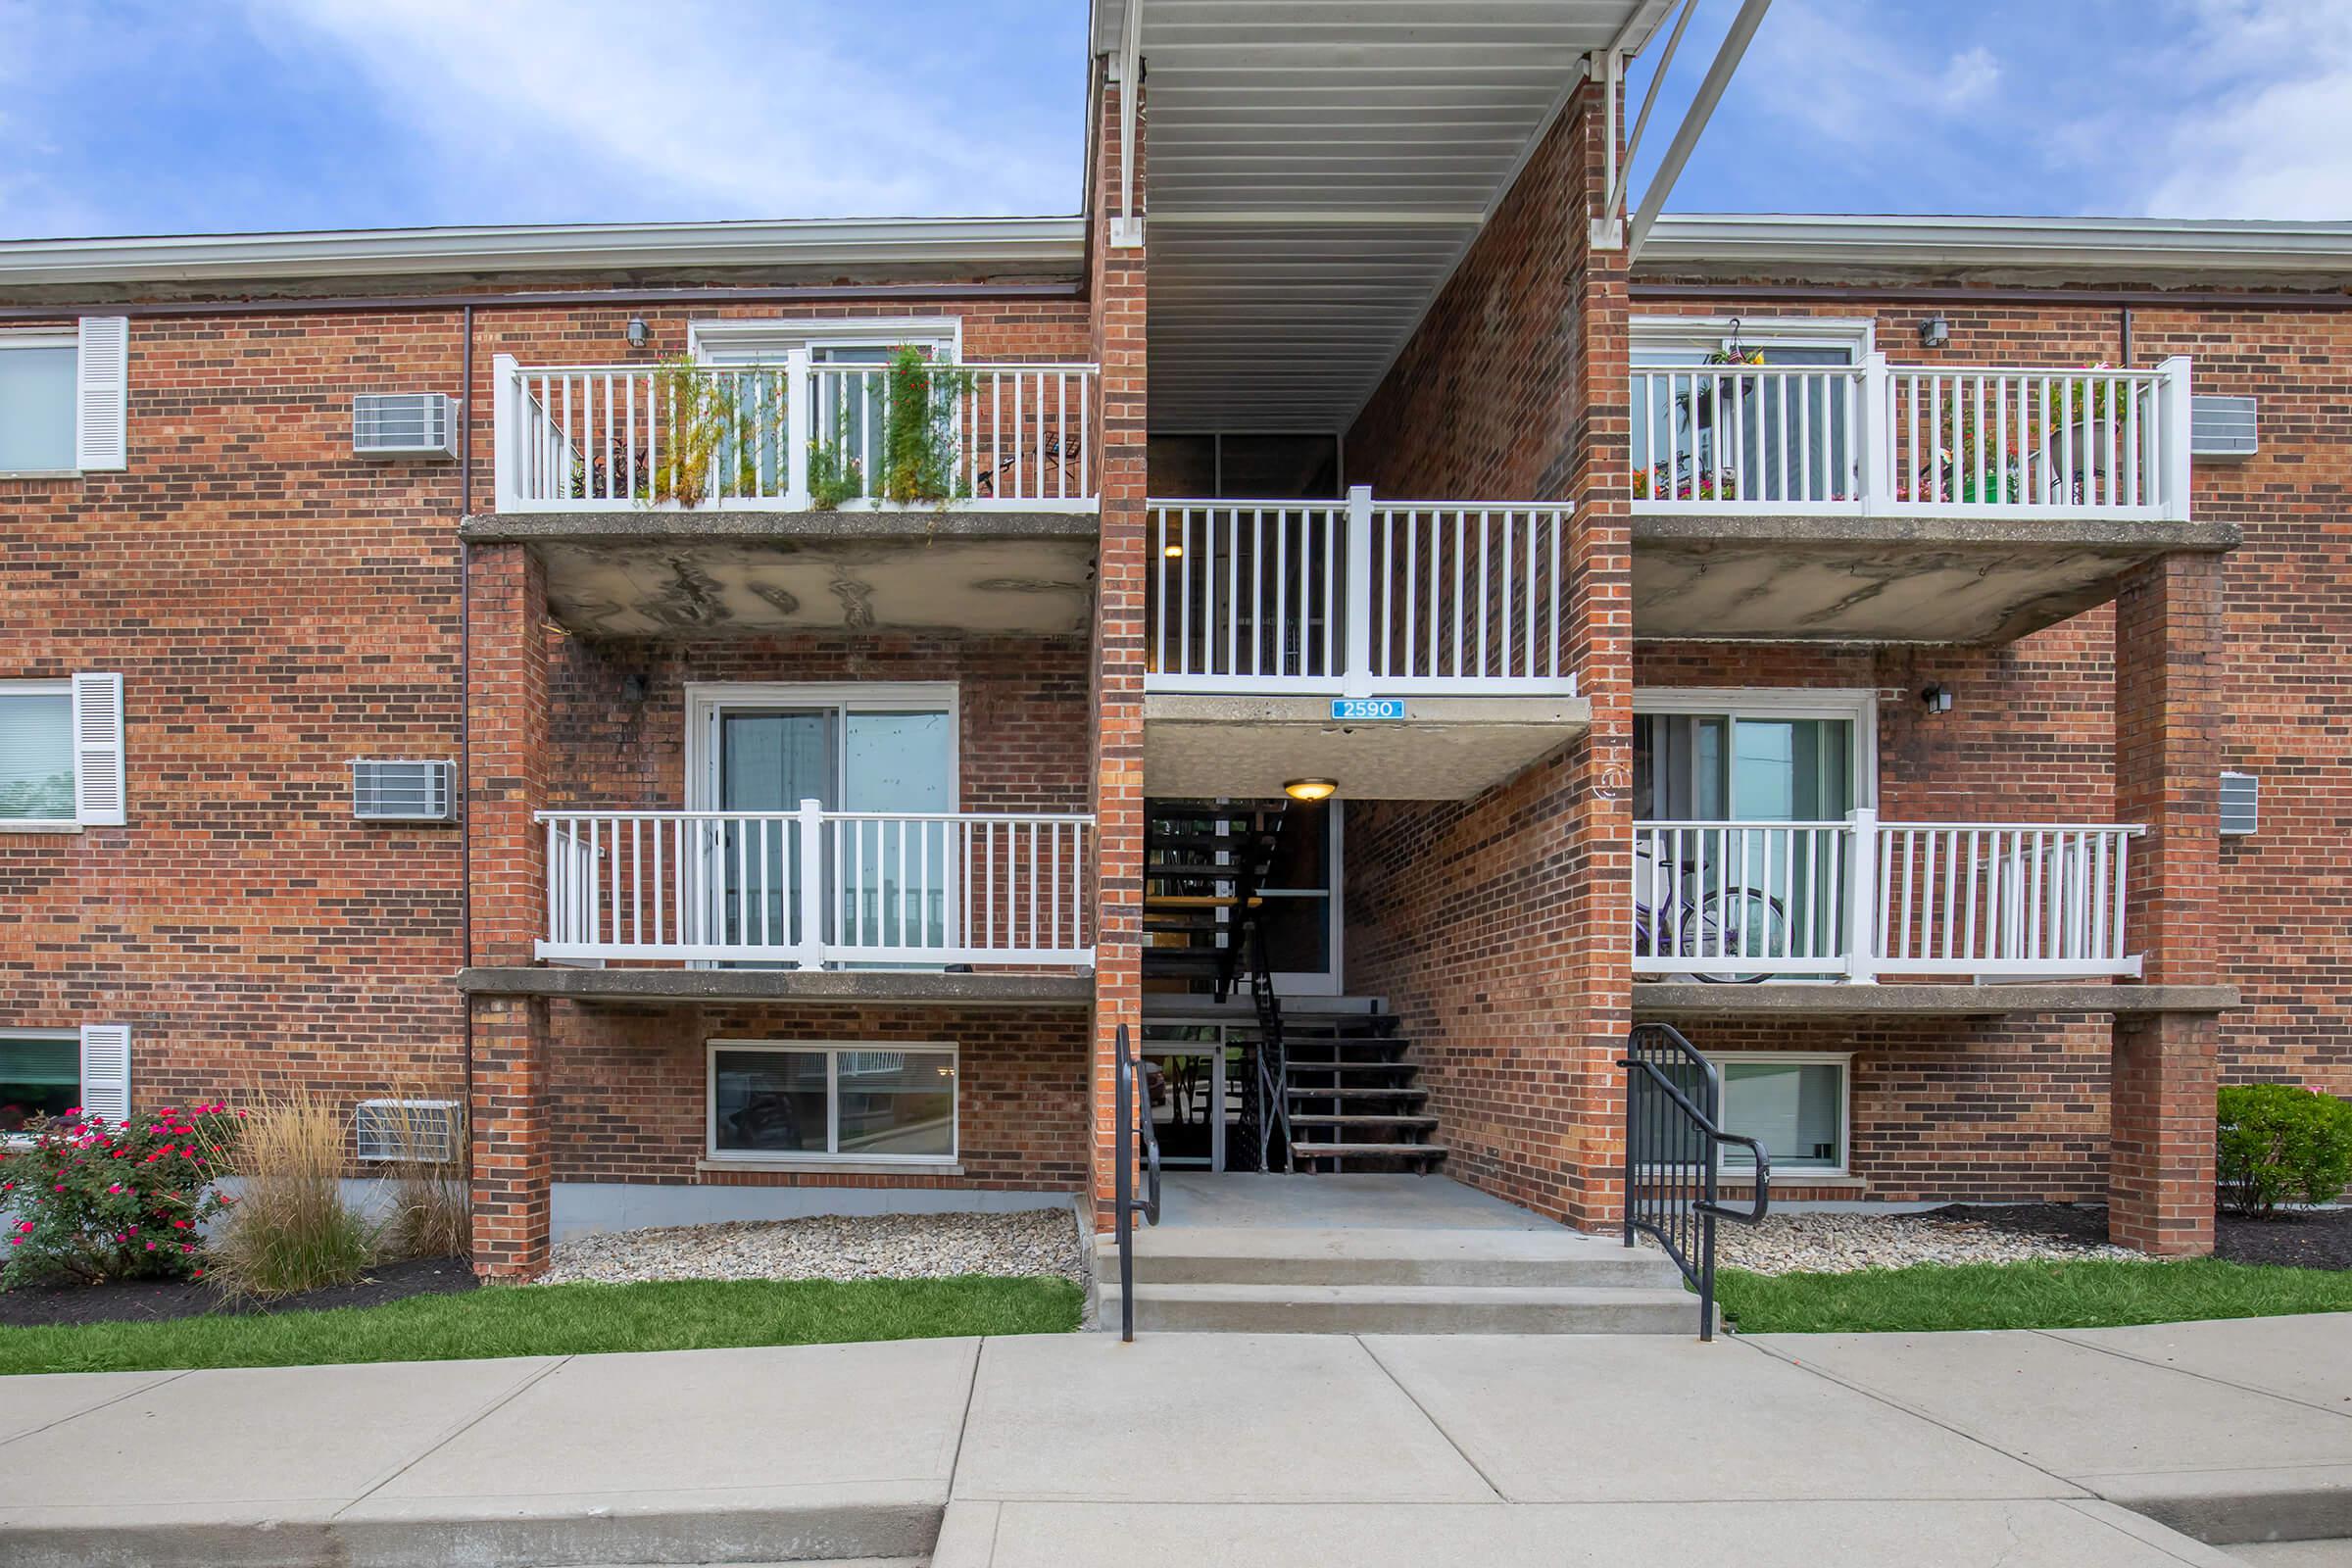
1245, 921, 1293, 1173
1111, 1022, 1161, 1343
1621, 1021, 1770, 1341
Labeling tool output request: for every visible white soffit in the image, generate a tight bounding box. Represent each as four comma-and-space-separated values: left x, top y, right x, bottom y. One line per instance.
1097, 0, 1671, 433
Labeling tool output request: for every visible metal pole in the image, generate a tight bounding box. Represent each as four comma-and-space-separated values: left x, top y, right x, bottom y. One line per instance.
1114, 1024, 1135, 1343
1627, 0, 1776, 262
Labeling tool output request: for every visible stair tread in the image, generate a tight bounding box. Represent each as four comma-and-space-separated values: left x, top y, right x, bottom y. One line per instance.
1285, 1058, 1414, 1072
1283, 1113, 1440, 1127
1101, 1281, 1692, 1306
1290, 1143, 1449, 1158
1287, 1087, 1428, 1100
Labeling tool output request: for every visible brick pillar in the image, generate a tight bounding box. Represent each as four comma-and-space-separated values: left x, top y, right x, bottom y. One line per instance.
468, 994, 552, 1278
2109, 551, 2226, 1254
1089, 65, 1148, 1233
1558, 74, 1635, 1232
465, 540, 555, 1275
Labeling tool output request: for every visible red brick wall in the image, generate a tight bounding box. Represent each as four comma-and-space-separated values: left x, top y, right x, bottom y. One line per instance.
546, 1001, 1090, 1192
1340, 79, 1632, 1230
2, 284, 1086, 1137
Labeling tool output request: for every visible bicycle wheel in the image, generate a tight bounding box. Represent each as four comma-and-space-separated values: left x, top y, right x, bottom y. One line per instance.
1681, 888, 1788, 984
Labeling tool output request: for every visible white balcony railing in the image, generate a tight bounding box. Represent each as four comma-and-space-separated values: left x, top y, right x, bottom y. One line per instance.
494, 354, 1098, 513
1633, 811, 2141, 983
1145, 487, 1576, 697
1631, 356, 2191, 521
538, 806, 1095, 967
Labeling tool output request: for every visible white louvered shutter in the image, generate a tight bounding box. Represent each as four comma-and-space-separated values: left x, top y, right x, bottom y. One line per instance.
71, 672, 125, 825
74, 316, 129, 470
78, 1024, 131, 1124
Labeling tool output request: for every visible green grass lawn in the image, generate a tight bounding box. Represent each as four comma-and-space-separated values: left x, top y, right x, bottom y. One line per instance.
1716, 1256, 2352, 1334
0, 1274, 1083, 1376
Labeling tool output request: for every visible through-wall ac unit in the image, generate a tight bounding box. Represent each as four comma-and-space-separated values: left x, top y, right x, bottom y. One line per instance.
354, 1100, 461, 1163
2220, 770, 2259, 837
2190, 395, 2258, 459
353, 392, 458, 458
351, 759, 455, 822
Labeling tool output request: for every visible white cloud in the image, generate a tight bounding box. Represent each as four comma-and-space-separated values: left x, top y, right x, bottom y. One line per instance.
1938, 46, 2000, 109
1736, 2, 2011, 154
240, 0, 1076, 220
2136, 0, 2352, 219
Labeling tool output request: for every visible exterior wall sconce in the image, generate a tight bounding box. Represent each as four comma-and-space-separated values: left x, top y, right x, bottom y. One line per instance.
1163, 543, 1184, 560
1919, 316, 1950, 349
1284, 778, 1338, 803
1920, 683, 1954, 715
626, 317, 650, 349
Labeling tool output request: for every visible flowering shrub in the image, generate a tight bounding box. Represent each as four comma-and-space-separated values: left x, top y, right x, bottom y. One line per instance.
0, 1103, 240, 1287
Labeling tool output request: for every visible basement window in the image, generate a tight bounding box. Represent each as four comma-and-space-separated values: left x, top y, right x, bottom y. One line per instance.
707, 1041, 957, 1163
0, 1032, 79, 1138
1634, 1052, 1851, 1177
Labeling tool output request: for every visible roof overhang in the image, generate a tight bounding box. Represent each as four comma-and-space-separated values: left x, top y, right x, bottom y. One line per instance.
1092, 0, 1674, 433
0, 216, 1088, 290
1635, 214, 2352, 283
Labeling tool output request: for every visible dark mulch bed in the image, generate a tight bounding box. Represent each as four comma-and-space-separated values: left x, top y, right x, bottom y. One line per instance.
0, 1256, 476, 1328
1909, 1201, 2352, 1270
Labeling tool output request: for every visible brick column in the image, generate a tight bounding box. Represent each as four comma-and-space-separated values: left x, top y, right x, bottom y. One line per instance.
468, 993, 552, 1277
2109, 551, 2226, 1254
465, 539, 555, 1274
1558, 75, 1635, 1232
1089, 65, 1148, 1233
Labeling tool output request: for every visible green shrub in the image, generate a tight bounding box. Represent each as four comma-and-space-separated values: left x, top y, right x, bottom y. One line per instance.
1, 1104, 240, 1286
2218, 1083, 2352, 1217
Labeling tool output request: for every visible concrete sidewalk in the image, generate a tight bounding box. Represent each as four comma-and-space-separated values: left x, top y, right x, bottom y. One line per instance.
4, 1316, 2348, 1567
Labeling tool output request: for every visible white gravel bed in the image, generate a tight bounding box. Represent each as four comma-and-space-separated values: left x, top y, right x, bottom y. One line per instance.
530, 1208, 1088, 1288
1708, 1210, 2148, 1275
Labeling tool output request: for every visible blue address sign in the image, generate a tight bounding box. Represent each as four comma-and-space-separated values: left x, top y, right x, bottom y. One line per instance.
1331, 698, 1408, 720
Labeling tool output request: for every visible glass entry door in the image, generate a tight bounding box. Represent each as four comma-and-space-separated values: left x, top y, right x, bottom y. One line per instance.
703, 695, 955, 964
1635, 705, 1864, 962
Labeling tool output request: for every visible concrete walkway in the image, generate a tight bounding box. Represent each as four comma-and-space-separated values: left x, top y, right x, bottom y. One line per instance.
4, 1315, 2349, 1566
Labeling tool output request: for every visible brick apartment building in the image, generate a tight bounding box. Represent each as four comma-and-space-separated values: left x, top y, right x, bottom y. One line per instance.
1, 4, 2339, 1281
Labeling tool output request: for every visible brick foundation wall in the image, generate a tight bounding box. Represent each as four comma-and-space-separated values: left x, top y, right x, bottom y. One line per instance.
545, 1002, 1090, 1192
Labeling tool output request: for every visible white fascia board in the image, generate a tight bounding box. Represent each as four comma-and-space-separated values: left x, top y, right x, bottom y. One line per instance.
1639, 214, 2352, 274
0, 216, 1088, 287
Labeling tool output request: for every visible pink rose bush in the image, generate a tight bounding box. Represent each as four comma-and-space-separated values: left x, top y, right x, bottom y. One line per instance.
0, 1104, 239, 1286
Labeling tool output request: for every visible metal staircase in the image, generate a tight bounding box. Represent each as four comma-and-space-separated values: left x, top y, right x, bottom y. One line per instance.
1142, 799, 1445, 1175
1282, 1012, 1447, 1171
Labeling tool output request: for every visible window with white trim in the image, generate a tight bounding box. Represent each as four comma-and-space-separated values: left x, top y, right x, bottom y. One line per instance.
0, 318, 129, 474
708, 1041, 956, 1162
1634, 1053, 1851, 1177
0, 674, 126, 829
0, 336, 77, 471
0, 1031, 80, 1136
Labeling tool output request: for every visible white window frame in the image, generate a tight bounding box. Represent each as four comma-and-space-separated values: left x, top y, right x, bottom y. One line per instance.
0, 1028, 83, 1145
1710, 1051, 1854, 1179
0, 680, 79, 832
705, 1039, 959, 1166
1632, 686, 1881, 813
0, 331, 81, 478
1630, 316, 1877, 365
687, 316, 963, 366
684, 681, 962, 813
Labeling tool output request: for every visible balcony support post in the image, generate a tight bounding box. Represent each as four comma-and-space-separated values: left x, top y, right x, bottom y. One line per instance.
785, 347, 812, 509
1859, 352, 1890, 515
1343, 484, 1375, 698
796, 797, 826, 970
491, 353, 520, 514
2157, 356, 2193, 521
1843, 807, 1879, 984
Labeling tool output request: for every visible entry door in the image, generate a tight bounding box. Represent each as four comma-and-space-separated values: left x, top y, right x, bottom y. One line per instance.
1139, 1025, 1237, 1170
705, 700, 956, 962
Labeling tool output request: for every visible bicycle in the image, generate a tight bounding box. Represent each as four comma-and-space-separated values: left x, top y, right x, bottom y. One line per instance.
1632, 840, 1788, 985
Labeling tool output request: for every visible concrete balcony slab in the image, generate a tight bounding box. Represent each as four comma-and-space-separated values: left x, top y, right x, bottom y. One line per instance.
461, 511, 1096, 639
1633, 514, 2238, 644
1634, 981, 2237, 1017
1144, 693, 1589, 800
455, 965, 1094, 1008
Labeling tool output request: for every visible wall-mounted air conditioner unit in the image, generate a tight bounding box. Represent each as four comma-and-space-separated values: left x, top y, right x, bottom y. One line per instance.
2220, 770, 2259, 837
351, 759, 455, 822
353, 392, 458, 458
2190, 395, 2258, 460
354, 1100, 461, 1163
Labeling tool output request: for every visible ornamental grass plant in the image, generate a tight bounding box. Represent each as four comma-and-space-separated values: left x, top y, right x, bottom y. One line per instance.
208, 1087, 376, 1299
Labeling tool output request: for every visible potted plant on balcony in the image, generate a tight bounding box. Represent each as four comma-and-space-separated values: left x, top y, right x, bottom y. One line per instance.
642, 356, 784, 509
1679, 340, 1767, 434
879, 346, 975, 507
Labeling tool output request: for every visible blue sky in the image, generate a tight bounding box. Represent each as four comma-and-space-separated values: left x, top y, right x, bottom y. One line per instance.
0, 0, 2343, 240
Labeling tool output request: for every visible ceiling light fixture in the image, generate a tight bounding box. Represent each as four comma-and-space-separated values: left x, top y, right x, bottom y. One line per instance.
1283, 778, 1338, 803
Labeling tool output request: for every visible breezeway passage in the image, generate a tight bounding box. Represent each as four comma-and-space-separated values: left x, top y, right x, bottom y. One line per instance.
5, 1314, 2348, 1567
